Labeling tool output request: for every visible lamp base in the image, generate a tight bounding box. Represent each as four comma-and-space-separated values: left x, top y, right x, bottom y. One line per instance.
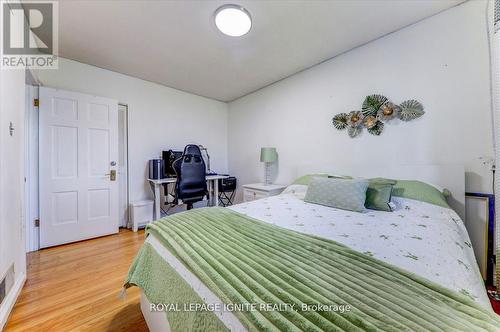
264, 163, 273, 185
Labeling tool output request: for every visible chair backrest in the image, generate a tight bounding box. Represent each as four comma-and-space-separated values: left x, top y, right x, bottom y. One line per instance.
219, 177, 237, 192
173, 145, 207, 202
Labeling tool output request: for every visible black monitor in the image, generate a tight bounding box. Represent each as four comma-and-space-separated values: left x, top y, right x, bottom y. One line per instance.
162, 150, 182, 177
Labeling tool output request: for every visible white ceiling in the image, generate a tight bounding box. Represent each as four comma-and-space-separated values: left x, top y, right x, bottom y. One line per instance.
57, 0, 463, 102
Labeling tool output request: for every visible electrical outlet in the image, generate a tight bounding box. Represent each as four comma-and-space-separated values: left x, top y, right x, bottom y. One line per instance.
479, 156, 495, 170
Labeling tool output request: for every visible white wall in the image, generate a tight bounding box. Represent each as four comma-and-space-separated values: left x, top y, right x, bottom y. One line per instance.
228, 0, 494, 200
0, 68, 27, 329
36, 58, 228, 203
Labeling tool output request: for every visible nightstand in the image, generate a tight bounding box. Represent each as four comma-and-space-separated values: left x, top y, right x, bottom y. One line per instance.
242, 183, 287, 202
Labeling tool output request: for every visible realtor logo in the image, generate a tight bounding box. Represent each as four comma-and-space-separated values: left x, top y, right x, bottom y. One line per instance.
1, 1, 58, 69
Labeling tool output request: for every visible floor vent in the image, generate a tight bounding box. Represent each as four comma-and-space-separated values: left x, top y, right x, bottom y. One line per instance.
0, 264, 15, 306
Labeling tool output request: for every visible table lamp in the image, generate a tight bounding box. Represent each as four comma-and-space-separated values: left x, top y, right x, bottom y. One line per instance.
260, 147, 277, 185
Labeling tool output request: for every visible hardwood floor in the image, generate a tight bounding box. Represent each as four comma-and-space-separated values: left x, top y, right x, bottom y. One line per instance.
5, 229, 149, 331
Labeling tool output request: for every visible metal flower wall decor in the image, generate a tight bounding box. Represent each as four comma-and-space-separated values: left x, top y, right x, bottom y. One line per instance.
332, 94, 424, 138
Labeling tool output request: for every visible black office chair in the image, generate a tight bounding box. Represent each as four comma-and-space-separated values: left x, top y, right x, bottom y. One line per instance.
173, 145, 207, 210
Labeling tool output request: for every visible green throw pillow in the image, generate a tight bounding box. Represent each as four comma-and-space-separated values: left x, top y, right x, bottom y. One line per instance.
365, 182, 394, 212
292, 174, 329, 186
304, 177, 369, 212
392, 180, 449, 208
293, 174, 352, 186
369, 177, 397, 186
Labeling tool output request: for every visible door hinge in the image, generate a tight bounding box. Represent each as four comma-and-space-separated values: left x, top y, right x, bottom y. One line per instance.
34, 99, 39, 107
34, 219, 40, 227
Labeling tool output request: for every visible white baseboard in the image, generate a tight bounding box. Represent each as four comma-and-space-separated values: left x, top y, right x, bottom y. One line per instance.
0, 272, 26, 331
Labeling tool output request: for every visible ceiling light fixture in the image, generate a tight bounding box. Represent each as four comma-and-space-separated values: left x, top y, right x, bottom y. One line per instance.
214, 5, 252, 37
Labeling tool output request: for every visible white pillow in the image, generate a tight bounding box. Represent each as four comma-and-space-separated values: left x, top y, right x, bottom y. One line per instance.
281, 184, 308, 199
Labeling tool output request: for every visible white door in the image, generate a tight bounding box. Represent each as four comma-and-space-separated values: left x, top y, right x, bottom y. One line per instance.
39, 87, 119, 248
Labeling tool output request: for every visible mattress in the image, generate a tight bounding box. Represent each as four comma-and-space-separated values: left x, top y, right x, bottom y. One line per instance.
139, 187, 491, 331
231, 185, 490, 307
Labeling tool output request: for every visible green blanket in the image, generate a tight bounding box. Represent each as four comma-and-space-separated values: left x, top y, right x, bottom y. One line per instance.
125, 207, 500, 331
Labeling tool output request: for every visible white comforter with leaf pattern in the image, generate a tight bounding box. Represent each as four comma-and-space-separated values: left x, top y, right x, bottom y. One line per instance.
229, 184, 491, 309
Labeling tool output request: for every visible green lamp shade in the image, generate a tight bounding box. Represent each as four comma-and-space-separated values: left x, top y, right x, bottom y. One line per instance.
260, 147, 277, 162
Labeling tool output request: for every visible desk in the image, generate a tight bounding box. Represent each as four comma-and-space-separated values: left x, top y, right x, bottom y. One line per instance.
148, 174, 228, 220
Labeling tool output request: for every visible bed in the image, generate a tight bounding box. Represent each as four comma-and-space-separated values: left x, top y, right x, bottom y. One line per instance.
125, 165, 500, 331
